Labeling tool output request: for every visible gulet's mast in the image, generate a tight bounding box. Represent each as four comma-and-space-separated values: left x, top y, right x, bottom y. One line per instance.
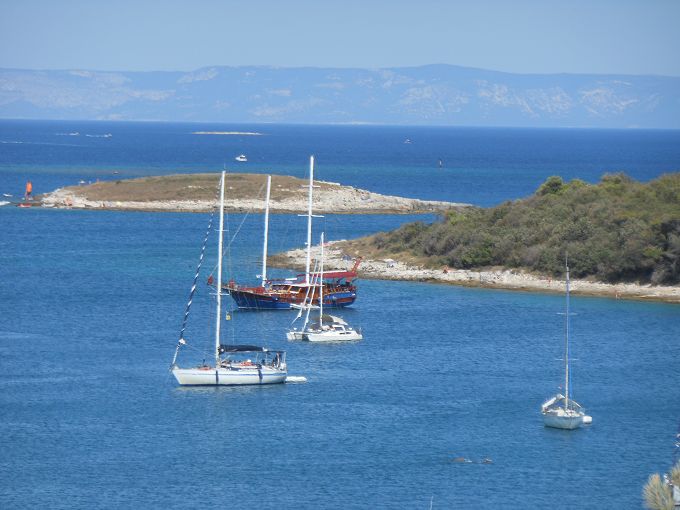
305, 156, 314, 284
261, 175, 271, 287
300, 156, 322, 285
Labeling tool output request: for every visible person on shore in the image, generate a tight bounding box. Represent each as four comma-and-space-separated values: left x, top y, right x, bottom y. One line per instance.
24, 180, 33, 201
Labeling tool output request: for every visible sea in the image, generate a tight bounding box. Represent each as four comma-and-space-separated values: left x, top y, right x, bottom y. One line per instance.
1, 120, 679, 509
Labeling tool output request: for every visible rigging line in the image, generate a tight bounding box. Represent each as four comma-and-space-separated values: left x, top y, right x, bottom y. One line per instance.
275, 164, 309, 257
171, 182, 220, 367
223, 199, 234, 344
226, 212, 249, 250
207, 179, 268, 278
178, 209, 215, 342
291, 258, 319, 327
173, 341, 209, 355
226, 180, 266, 249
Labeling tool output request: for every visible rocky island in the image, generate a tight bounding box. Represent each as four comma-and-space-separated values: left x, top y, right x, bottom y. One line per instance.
41, 173, 468, 214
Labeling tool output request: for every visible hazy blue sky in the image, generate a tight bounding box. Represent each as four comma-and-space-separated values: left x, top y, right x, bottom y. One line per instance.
2, 0, 679, 76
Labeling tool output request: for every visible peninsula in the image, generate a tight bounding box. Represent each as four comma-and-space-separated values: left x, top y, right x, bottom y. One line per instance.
271, 242, 680, 303
41, 173, 468, 214
271, 172, 680, 303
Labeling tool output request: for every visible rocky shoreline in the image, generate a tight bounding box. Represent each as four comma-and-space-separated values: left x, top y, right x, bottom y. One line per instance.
270, 242, 680, 304
39, 173, 469, 214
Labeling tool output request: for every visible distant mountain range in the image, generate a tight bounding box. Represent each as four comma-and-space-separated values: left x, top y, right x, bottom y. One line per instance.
1, 64, 679, 128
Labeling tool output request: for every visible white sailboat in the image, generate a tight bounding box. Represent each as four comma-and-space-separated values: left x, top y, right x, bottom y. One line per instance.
541, 258, 589, 429
304, 314, 363, 342
286, 259, 321, 341
288, 233, 363, 342
170, 171, 288, 386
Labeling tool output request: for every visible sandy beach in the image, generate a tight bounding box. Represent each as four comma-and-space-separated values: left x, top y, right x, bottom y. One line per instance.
271, 242, 680, 304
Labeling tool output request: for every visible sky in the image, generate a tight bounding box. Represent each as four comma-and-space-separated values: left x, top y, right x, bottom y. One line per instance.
1, 0, 679, 76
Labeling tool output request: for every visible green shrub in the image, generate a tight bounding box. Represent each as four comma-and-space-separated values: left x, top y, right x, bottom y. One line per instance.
537, 176, 564, 196
370, 173, 680, 284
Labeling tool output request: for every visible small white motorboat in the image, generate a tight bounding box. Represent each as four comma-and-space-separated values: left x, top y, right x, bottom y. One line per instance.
235, 154, 247, 162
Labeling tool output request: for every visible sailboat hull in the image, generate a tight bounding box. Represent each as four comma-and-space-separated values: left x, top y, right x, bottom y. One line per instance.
304, 330, 363, 342
172, 367, 287, 386
543, 412, 583, 430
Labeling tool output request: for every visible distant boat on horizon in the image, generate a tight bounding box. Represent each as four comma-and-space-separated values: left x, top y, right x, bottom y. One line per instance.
235, 154, 247, 162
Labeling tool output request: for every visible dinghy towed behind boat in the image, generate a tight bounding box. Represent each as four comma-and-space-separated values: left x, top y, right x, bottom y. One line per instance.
541, 257, 591, 429
170, 170, 287, 386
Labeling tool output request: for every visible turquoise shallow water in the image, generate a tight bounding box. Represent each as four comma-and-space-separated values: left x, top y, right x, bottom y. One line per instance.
1, 122, 680, 508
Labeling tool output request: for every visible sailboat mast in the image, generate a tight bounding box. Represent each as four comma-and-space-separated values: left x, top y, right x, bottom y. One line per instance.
305, 156, 314, 285
564, 258, 571, 408
261, 175, 271, 287
319, 232, 324, 320
301, 259, 318, 331
215, 171, 226, 365
302, 273, 315, 330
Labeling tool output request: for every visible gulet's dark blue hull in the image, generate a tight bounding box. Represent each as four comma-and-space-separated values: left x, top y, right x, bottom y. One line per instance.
227, 288, 357, 310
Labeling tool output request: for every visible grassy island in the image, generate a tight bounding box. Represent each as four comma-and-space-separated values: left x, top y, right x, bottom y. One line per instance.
351, 173, 680, 285
40, 173, 465, 214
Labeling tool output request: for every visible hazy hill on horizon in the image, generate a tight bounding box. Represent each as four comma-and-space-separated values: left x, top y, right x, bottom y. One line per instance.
1, 64, 679, 128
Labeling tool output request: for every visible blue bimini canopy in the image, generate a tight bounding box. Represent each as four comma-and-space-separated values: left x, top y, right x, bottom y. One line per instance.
219, 344, 267, 353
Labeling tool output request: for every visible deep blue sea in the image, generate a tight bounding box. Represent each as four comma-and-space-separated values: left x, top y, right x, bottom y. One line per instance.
2, 120, 680, 206
1, 120, 679, 509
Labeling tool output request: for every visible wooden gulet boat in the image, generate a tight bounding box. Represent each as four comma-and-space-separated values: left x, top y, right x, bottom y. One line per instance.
223, 156, 360, 310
